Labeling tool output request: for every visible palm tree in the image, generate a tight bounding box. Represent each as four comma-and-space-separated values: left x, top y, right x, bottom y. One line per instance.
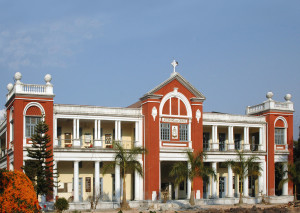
170, 151, 216, 205
279, 161, 300, 201
226, 150, 262, 204
103, 142, 147, 209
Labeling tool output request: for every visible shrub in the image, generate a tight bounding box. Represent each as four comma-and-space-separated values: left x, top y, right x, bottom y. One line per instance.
54, 197, 69, 212
0, 169, 40, 213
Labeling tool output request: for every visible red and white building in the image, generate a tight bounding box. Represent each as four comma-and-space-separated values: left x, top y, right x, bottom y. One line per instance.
0, 65, 294, 207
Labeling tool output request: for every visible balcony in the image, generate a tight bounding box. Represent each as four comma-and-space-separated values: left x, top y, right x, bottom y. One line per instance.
203, 143, 262, 152
55, 138, 136, 150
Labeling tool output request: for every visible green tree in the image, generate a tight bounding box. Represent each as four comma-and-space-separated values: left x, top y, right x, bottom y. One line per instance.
103, 142, 147, 209
170, 151, 216, 205
23, 121, 58, 199
279, 139, 300, 201
279, 162, 300, 201
226, 150, 262, 204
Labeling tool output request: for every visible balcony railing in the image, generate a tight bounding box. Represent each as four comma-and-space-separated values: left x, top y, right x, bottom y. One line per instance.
55, 139, 136, 149
203, 143, 262, 152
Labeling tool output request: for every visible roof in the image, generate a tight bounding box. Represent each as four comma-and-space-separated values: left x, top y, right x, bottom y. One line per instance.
140, 72, 206, 101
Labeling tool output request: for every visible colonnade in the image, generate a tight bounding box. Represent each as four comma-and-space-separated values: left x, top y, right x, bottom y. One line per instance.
53, 160, 143, 202
53, 118, 141, 148
209, 125, 265, 151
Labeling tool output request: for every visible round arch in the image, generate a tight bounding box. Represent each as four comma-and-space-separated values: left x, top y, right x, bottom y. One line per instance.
274, 116, 288, 128
159, 88, 192, 118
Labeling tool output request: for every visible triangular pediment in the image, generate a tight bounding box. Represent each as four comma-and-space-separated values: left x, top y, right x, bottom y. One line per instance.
140, 72, 206, 101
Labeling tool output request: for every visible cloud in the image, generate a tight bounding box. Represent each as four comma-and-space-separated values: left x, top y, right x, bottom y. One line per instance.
0, 109, 6, 122
0, 17, 103, 70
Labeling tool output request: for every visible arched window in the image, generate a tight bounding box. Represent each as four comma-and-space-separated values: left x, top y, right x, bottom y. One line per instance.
274, 117, 287, 145
23, 103, 45, 138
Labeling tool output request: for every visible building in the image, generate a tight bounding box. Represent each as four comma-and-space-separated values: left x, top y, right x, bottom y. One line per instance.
0, 64, 295, 207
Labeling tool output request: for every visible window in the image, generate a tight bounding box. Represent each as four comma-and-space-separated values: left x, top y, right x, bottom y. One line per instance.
179, 124, 188, 141
203, 132, 210, 151
161, 123, 170, 141
25, 116, 41, 138
85, 177, 91, 192
275, 128, 285, 145
234, 134, 241, 150
219, 133, 226, 151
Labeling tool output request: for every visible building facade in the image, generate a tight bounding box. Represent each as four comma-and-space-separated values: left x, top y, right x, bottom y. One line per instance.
0, 69, 295, 206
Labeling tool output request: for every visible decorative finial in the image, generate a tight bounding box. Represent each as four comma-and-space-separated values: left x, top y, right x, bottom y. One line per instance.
266, 91, 273, 100
171, 60, 178, 73
14, 72, 22, 84
44, 74, 52, 85
284, 94, 292, 102
7, 83, 13, 92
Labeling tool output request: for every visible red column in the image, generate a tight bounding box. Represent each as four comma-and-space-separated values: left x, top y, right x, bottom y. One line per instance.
143, 100, 160, 200
13, 99, 24, 171
191, 103, 203, 198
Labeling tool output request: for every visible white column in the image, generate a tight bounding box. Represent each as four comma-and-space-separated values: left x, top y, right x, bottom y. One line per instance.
94, 120, 98, 140
211, 162, 217, 198
97, 120, 101, 140
234, 175, 238, 197
76, 119, 80, 138
228, 126, 234, 150
74, 161, 79, 202
212, 126, 219, 150
134, 169, 140, 200
258, 162, 264, 196
243, 167, 249, 197
139, 160, 144, 200
175, 185, 179, 200
243, 127, 250, 150
118, 121, 121, 141
135, 121, 139, 147
282, 163, 288, 196
53, 161, 58, 200
263, 161, 267, 195
95, 161, 100, 199
259, 127, 263, 151
54, 117, 58, 147
73, 119, 80, 147
94, 120, 102, 147
73, 119, 77, 139
115, 121, 118, 142
115, 164, 120, 202
187, 162, 191, 198
227, 164, 233, 197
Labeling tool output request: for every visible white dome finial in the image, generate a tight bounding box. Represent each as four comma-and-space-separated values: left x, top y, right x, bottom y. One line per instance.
44, 74, 52, 85
266, 91, 273, 100
7, 83, 13, 92
14, 72, 22, 83
284, 94, 292, 102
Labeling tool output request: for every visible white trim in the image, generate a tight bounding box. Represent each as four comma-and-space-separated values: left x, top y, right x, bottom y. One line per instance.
55, 114, 142, 122
159, 89, 192, 118
15, 97, 54, 102
162, 142, 187, 147
191, 103, 203, 106
140, 101, 161, 106
274, 116, 288, 128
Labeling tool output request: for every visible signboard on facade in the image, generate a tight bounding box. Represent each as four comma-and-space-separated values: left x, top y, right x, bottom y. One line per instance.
172, 125, 178, 139
162, 118, 188, 123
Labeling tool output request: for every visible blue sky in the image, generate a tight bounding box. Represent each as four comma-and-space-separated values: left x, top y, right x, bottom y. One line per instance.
0, 1, 299, 139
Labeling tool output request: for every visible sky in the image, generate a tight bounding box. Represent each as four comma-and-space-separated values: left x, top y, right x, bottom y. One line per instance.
0, 1, 299, 139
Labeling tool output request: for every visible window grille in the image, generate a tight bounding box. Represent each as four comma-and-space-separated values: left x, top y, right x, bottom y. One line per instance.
234, 134, 241, 150
203, 132, 210, 151
275, 128, 285, 145
25, 116, 41, 138
179, 124, 188, 141
161, 123, 170, 141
